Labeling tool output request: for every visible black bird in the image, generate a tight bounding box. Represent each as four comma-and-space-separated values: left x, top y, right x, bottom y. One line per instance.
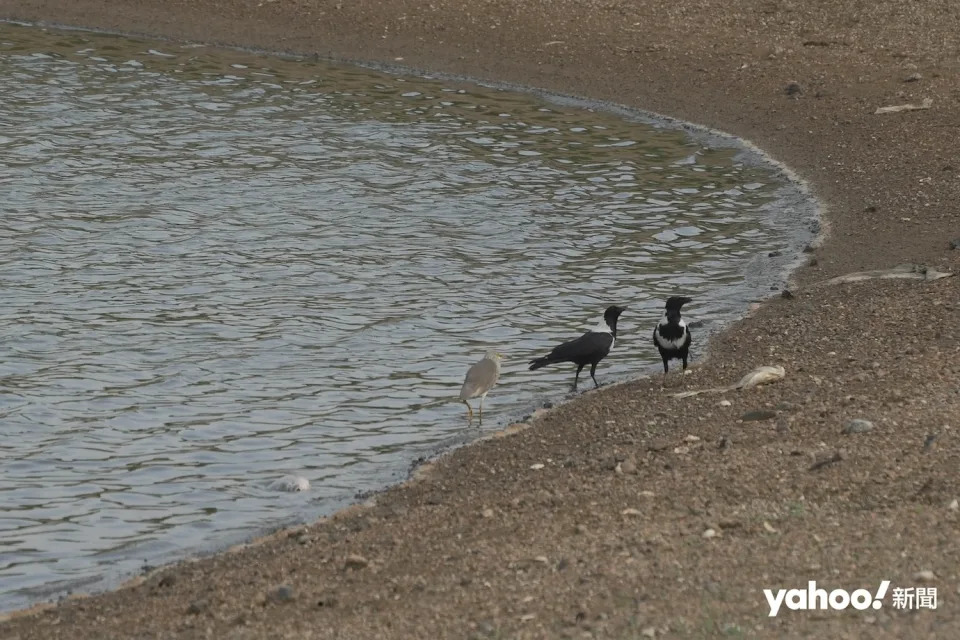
529, 305, 627, 390
652, 296, 692, 384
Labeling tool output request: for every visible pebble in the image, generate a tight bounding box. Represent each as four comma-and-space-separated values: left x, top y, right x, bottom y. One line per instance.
266, 585, 296, 603
642, 627, 657, 638
950, 238, 960, 250
621, 508, 643, 517
914, 570, 937, 582
702, 528, 717, 539
949, 499, 959, 511
481, 508, 495, 518
904, 72, 922, 82
575, 524, 588, 534
529, 463, 545, 470
684, 435, 701, 443
843, 419, 875, 434
620, 457, 638, 474
186, 599, 207, 615
646, 439, 670, 452
741, 409, 777, 422
785, 81, 803, 96
344, 554, 369, 570
719, 400, 732, 407
316, 594, 338, 608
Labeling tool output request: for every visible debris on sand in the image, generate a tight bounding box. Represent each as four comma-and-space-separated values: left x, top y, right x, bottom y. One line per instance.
818, 263, 952, 286
734, 365, 786, 389
672, 365, 786, 398
809, 451, 843, 471
874, 98, 932, 114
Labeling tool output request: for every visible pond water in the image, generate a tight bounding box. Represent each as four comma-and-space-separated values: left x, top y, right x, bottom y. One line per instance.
0, 22, 812, 611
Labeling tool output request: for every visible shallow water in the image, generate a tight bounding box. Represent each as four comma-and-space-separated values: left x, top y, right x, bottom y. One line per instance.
0, 23, 807, 610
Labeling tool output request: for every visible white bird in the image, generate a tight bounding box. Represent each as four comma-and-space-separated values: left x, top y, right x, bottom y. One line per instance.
459, 349, 503, 424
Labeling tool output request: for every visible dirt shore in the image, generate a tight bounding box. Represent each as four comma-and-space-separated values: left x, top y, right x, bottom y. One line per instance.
2, 1, 959, 638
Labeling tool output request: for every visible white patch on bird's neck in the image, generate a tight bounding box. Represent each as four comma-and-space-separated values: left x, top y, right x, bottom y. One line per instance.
590, 319, 613, 334
659, 312, 687, 328
590, 318, 615, 349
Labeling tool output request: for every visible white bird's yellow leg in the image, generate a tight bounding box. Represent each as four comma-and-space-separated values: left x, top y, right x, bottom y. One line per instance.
479, 394, 487, 425
462, 399, 473, 424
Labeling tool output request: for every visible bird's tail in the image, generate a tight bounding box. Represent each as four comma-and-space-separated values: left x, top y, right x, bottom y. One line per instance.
528, 356, 551, 370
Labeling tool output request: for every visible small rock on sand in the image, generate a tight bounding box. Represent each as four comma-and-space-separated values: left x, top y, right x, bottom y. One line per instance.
344, 554, 369, 570
741, 410, 776, 422
843, 419, 875, 434
186, 599, 207, 615
267, 585, 296, 603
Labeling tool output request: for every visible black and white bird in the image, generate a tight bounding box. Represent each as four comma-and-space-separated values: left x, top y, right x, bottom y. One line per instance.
528, 305, 627, 391
652, 296, 692, 384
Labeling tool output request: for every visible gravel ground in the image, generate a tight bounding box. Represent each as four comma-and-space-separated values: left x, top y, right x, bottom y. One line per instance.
1, 0, 959, 638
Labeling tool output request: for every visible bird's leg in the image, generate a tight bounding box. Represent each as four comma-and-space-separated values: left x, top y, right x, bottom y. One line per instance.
462, 399, 473, 424
479, 394, 485, 425
681, 356, 689, 386
661, 360, 669, 388
572, 363, 584, 391
590, 362, 600, 389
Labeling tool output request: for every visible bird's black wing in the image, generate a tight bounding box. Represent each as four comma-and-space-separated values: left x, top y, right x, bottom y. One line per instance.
543, 331, 614, 363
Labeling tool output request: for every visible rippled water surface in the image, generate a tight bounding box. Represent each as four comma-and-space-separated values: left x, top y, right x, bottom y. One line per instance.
0, 23, 808, 610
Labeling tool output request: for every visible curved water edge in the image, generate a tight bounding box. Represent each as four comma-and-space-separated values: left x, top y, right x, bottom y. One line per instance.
0, 19, 821, 613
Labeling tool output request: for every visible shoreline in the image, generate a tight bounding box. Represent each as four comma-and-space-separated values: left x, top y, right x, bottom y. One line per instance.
1, 1, 958, 637
0, 17, 818, 614
0, 19, 821, 615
